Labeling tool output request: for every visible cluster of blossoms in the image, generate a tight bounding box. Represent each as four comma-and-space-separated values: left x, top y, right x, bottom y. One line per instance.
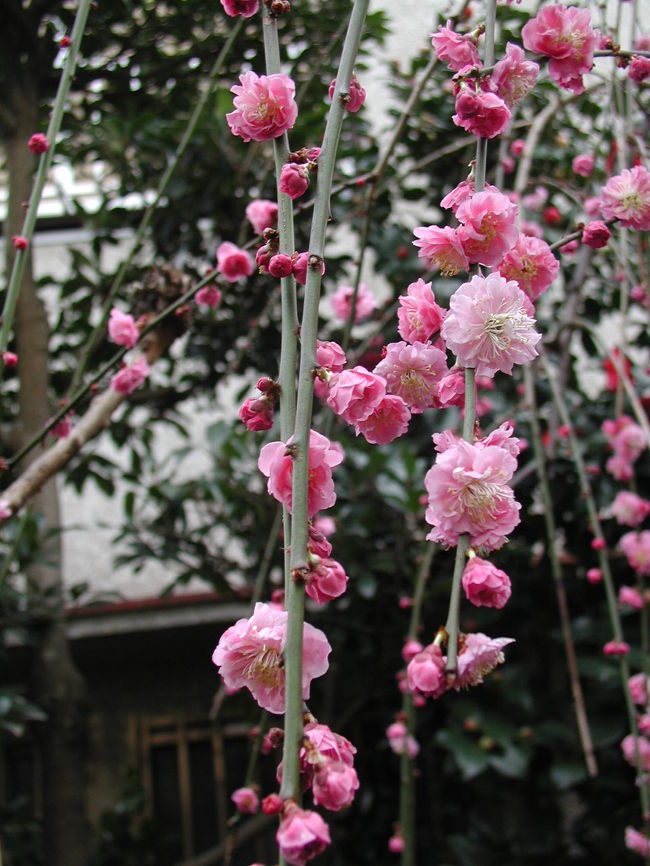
522, 4, 598, 94
621, 667, 650, 856
602, 416, 646, 481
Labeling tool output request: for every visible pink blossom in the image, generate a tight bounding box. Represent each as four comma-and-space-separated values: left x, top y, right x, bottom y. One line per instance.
276, 805, 331, 866
586, 568, 602, 584
640, 716, 650, 736
212, 602, 331, 714
108, 308, 140, 348
584, 196, 602, 218
431, 21, 481, 71
388, 833, 405, 854
329, 75, 366, 112
626, 827, 650, 858
606, 455, 634, 482
441, 179, 490, 213
424, 438, 521, 549
511, 139, 525, 157
279, 163, 310, 200
412, 226, 469, 276
603, 416, 646, 465
308, 523, 333, 558
456, 189, 519, 267
619, 586, 644, 610
462, 556, 512, 609
28, 133, 49, 154
313, 516, 336, 537
195, 285, 222, 308
312, 761, 359, 810
454, 634, 515, 689
436, 368, 466, 408
402, 640, 423, 663
305, 557, 348, 605
314, 340, 346, 401
239, 397, 274, 431
12, 236, 28, 250
636, 34, 650, 51
453, 87, 511, 139
522, 5, 597, 94
216, 241, 254, 282
629, 673, 650, 705
386, 721, 420, 757
231, 787, 259, 814
220, 0, 258, 16
621, 532, 650, 576
110, 358, 150, 395
374, 341, 448, 414
355, 394, 411, 444
50, 416, 72, 439
258, 430, 343, 517
490, 42, 539, 107
327, 366, 386, 425
606, 491, 650, 527
629, 56, 650, 84
0, 500, 11, 522
621, 733, 650, 771
269, 254, 294, 278
303, 722, 356, 768
397, 278, 445, 344
600, 166, 650, 231
441, 272, 540, 377
496, 234, 559, 311
603, 640, 630, 657
2, 351, 18, 368
582, 221, 610, 249
560, 239, 579, 255
407, 644, 447, 699
246, 199, 278, 234
572, 154, 594, 177
330, 283, 376, 323
227, 72, 298, 143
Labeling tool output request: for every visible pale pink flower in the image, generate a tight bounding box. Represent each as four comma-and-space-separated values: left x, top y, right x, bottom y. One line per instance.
227, 72, 298, 143
606, 455, 634, 482
0, 500, 12, 521
626, 827, 650, 858
621, 532, 650, 576
407, 644, 447, 699
108, 308, 140, 348
314, 340, 346, 400
522, 5, 597, 94
511, 139, 525, 157
329, 75, 366, 112
584, 196, 602, 218
388, 833, 405, 854
231, 787, 259, 814
374, 341, 448, 414
496, 234, 559, 311
28, 133, 49, 154
212, 602, 331, 714
603, 416, 646, 464
258, 430, 343, 517
220, 0, 258, 17
636, 34, 650, 51
412, 226, 469, 276
327, 367, 386, 425
600, 166, 650, 231
582, 221, 610, 249
462, 556, 512, 609
454, 634, 515, 689
355, 395, 411, 444
276, 805, 331, 866
216, 241, 254, 282
195, 285, 222, 308
456, 189, 519, 267
397, 278, 445, 343
628, 672, 650, 705
424, 438, 521, 549
606, 491, 650, 527
279, 162, 310, 199
629, 56, 650, 84
621, 733, 650, 771
453, 87, 511, 139
246, 199, 278, 234
313, 516, 336, 537
330, 283, 376, 323
305, 557, 348, 605
312, 761, 359, 811
490, 42, 539, 107
402, 640, 423, 663
440, 179, 492, 213
441, 273, 540, 377
431, 21, 481, 71
572, 154, 594, 177
619, 586, 644, 610
386, 721, 420, 757
110, 358, 150, 395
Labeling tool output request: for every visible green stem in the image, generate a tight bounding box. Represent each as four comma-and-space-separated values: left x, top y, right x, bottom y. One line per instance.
68, 19, 244, 393
0, 0, 93, 360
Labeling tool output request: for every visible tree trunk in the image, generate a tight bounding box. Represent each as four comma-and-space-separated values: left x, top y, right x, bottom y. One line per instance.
4, 70, 90, 866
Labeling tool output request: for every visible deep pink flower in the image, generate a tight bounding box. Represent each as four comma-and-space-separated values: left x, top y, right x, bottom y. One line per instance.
453, 87, 511, 139
268, 254, 294, 278
490, 43, 539, 107
402, 640, 423, 663
312, 761, 359, 811
621, 532, 650, 576
279, 163, 310, 200
329, 75, 366, 112
308, 523, 333, 559
220, 0, 258, 15
582, 220, 611, 249
108, 308, 139, 348
462, 556, 512, 609
629, 56, 650, 84
12, 235, 28, 250
305, 557, 348, 605
572, 154, 594, 177
626, 827, 650, 858
276, 805, 331, 866
407, 644, 447, 699
511, 139, 525, 157
412, 226, 469, 276
621, 733, 650, 771
227, 72, 298, 143
28, 133, 49, 154
603, 640, 630, 657
239, 397, 274, 431
216, 241, 254, 282
292, 252, 325, 287
2, 351, 18, 368
586, 568, 602, 584
330, 283, 376, 323
606, 491, 650, 527
629, 673, 650, 705
212, 602, 331, 714
374, 341, 448, 414
456, 189, 519, 267
303, 722, 356, 768
327, 367, 386, 425
258, 430, 343, 517
388, 833, 405, 854
441, 272, 540, 377
496, 234, 559, 311
454, 634, 515, 689
600, 166, 650, 231
246, 199, 278, 234
355, 394, 411, 444
50, 415, 72, 439
110, 358, 150, 395
619, 586, 644, 610
425, 438, 521, 549
522, 5, 597, 94
431, 21, 481, 71
195, 285, 222, 308
231, 786, 259, 814
436, 367, 466, 408
397, 278, 445, 344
